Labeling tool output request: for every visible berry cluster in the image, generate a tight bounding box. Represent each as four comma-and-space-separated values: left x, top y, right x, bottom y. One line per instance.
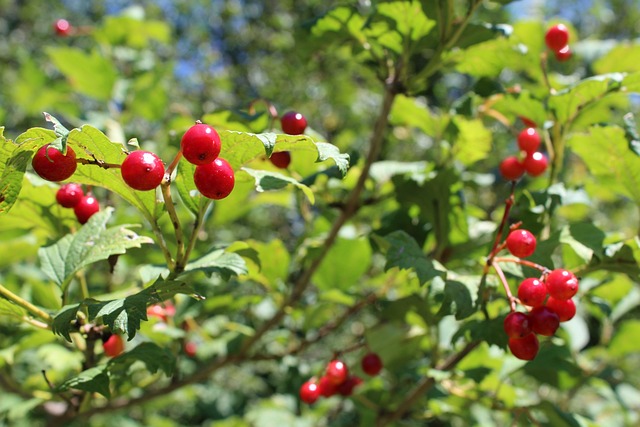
545, 23, 572, 62
502, 229, 579, 360
269, 111, 307, 169
56, 183, 100, 224
499, 127, 548, 181
299, 352, 383, 404
181, 123, 235, 199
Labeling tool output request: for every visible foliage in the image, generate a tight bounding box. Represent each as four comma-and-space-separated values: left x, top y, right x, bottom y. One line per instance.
0, 1, 639, 426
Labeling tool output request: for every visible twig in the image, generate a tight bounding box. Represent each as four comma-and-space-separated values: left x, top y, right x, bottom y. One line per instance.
492, 262, 517, 312
0, 283, 52, 323
161, 182, 186, 272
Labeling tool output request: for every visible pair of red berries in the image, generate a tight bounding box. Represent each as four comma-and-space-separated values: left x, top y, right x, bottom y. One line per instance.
299, 352, 383, 404
499, 127, 548, 181
505, 269, 579, 360
56, 183, 100, 224
545, 23, 572, 62
269, 111, 308, 169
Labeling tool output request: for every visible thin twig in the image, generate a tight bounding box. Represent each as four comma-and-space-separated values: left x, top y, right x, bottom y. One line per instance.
0, 283, 52, 323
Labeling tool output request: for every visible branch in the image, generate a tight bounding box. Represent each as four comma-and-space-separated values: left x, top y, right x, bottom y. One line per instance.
376, 340, 480, 426
0, 283, 52, 324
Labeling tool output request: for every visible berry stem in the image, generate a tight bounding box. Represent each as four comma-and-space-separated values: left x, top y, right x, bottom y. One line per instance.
486, 181, 517, 265
492, 257, 548, 272
491, 262, 518, 312
247, 98, 279, 129
164, 151, 183, 179
76, 158, 122, 169
0, 283, 52, 324
160, 182, 186, 272
181, 200, 213, 270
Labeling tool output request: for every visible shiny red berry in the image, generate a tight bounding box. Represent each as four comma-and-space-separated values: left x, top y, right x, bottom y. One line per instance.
300, 380, 321, 403
103, 334, 124, 358
193, 158, 235, 200
32, 144, 77, 182
555, 45, 572, 61
325, 360, 349, 385
523, 151, 548, 176
546, 269, 579, 300
180, 123, 221, 166
529, 306, 560, 336
280, 111, 307, 135
121, 150, 165, 191
499, 156, 525, 181
508, 333, 539, 360
517, 278, 548, 307
146, 304, 168, 322
506, 229, 537, 258
361, 352, 383, 376
56, 183, 84, 208
503, 312, 532, 339
270, 151, 291, 169
545, 24, 570, 51
545, 297, 576, 322
318, 375, 338, 397
517, 128, 541, 154
74, 195, 100, 224
54, 19, 72, 36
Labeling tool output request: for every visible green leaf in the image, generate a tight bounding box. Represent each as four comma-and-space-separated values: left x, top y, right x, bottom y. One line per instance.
0, 298, 26, 319
314, 237, 372, 291
380, 230, 444, 285
175, 159, 200, 215
38, 207, 153, 288
436, 278, 479, 320
610, 320, 640, 357
57, 366, 111, 398
46, 47, 118, 101
593, 45, 640, 74
568, 125, 640, 205
184, 247, 249, 280
53, 279, 198, 341
0, 128, 56, 215
240, 167, 315, 204
94, 15, 170, 49
68, 125, 160, 220
623, 112, 640, 156
550, 73, 626, 125
389, 94, 448, 136
451, 116, 492, 166
558, 222, 606, 264
107, 342, 174, 376
492, 91, 548, 128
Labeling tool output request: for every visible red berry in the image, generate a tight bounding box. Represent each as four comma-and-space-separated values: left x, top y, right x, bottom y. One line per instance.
280, 111, 307, 135
523, 152, 548, 176
499, 156, 525, 181
337, 376, 363, 396
555, 45, 572, 61
361, 352, 383, 376
54, 19, 72, 36
517, 278, 547, 307
184, 341, 197, 357
506, 229, 537, 258
325, 360, 349, 385
121, 150, 165, 191
546, 269, 579, 300
545, 24, 570, 51
529, 306, 560, 336
74, 195, 100, 224
503, 312, 532, 338
517, 128, 541, 154
318, 375, 338, 397
180, 123, 221, 166
270, 151, 291, 169
103, 334, 124, 358
300, 380, 321, 403
32, 144, 77, 182
193, 158, 235, 200
508, 333, 539, 360
146, 304, 168, 322
546, 297, 576, 322
56, 183, 84, 208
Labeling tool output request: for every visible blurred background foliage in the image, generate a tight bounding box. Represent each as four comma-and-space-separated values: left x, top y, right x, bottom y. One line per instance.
0, 0, 639, 426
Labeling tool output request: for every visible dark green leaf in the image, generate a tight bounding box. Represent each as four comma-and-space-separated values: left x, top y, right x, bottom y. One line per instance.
57, 366, 111, 398
380, 230, 444, 285
108, 342, 175, 376
623, 113, 640, 156
240, 167, 314, 203
185, 248, 248, 280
